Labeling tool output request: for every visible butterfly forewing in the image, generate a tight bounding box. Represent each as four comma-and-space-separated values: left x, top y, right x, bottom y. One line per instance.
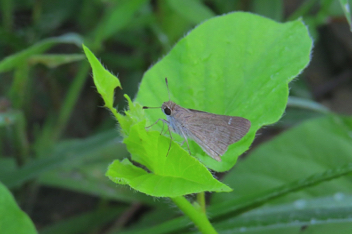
183, 110, 251, 161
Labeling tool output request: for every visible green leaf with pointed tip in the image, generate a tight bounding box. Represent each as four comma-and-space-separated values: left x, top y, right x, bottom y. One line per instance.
82, 44, 121, 115
106, 122, 231, 197
0, 182, 37, 234
135, 12, 313, 172
116, 94, 145, 136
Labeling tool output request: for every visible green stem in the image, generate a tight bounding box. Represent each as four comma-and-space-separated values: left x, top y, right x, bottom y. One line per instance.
171, 196, 217, 234
53, 62, 90, 140
197, 192, 206, 213
9, 63, 30, 109
2, 110, 30, 166
32, 0, 42, 25
1, 0, 13, 32
33, 62, 89, 156
13, 111, 30, 166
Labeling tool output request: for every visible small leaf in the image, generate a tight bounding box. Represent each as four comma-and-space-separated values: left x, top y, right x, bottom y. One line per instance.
106, 122, 231, 197
82, 44, 121, 117
116, 95, 145, 136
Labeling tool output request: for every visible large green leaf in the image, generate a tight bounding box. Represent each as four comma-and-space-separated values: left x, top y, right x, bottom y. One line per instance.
0, 182, 37, 234
84, 11, 313, 196
135, 12, 312, 171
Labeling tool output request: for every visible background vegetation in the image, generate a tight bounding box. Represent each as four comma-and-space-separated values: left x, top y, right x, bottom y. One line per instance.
1, 0, 352, 233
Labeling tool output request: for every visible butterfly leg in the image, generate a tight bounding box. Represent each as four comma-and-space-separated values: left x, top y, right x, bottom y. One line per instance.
165, 124, 173, 157
160, 120, 165, 135
179, 128, 192, 156
145, 119, 173, 157
145, 118, 169, 134
157, 120, 175, 157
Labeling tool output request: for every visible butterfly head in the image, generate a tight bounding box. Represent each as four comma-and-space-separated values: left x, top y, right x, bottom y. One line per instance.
161, 101, 177, 116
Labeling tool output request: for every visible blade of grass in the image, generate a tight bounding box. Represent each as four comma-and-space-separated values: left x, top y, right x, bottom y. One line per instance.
117, 162, 352, 234
0, 110, 29, 166
39, 207, 126, 234
1, 130, 120, 188
90, 0, 149, 49
9, 63, 30, 109
287, 96, 330, 113
287, 0, 319, 20
52, 61, 90, 141
0, 33, 83, 73
0, 0, 13, 31
210, 197, 352, 233
28, 54, 85, 68
166, 0, 215, 24
251, 0, 283, 21
209, 162, 352, 220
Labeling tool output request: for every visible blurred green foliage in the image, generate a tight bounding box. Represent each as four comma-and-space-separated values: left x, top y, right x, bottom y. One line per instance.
0, 0, 352, 234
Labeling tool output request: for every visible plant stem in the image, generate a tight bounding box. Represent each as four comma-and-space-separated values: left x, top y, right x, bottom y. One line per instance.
171, 196, 217, 234
53, 62, 90, 139
197, 192, 206, 213
13, 111, 30, 166
1, 0, 13, 32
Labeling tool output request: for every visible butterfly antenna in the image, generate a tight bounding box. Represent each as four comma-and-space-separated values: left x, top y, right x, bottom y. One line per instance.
165, 77, 171, 101
143, 106, 160, 109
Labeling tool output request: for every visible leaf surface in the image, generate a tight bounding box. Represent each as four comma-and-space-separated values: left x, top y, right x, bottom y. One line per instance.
135, 12, 313, 171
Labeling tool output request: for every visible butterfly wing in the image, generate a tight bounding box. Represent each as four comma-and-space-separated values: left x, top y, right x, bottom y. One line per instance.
184, 110, 251, 161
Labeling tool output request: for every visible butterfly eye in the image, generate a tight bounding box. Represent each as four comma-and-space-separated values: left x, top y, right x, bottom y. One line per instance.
164, 107, 171, 115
